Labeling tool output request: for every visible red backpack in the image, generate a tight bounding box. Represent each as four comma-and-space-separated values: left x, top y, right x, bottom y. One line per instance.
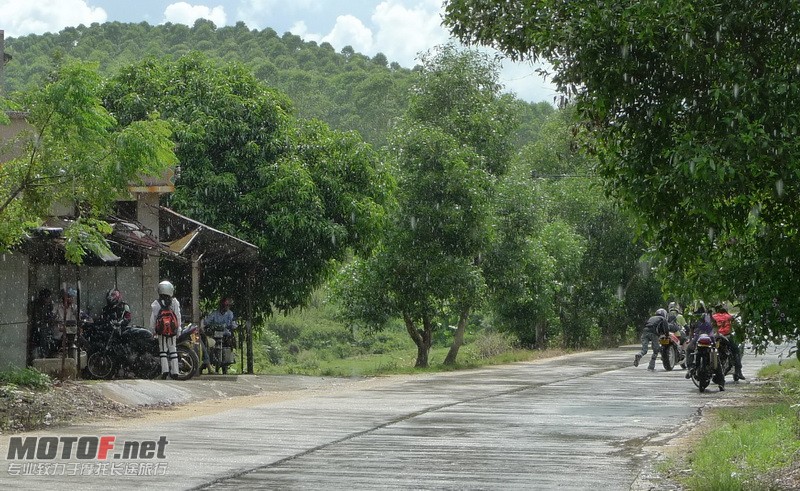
155, 300, 178, 337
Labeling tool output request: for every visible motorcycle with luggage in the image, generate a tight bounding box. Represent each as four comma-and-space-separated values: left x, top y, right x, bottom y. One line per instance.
202, 323, 237, 374
86, 323, 199, 380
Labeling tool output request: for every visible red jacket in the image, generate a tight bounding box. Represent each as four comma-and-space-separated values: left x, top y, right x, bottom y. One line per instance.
712, 312, 733, 336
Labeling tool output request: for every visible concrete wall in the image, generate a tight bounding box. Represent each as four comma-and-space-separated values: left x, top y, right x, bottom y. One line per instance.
0, 253, 29, 369
33, 264, 148, 327
138, 192, 161, 327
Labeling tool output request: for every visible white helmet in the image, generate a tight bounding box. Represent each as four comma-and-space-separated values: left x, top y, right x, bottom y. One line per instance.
157, 280, 174, 296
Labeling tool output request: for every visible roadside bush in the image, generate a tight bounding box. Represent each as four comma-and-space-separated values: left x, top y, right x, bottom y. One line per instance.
472, 330, 515, 359
259, 330, 285, 365
0, 367, 51, 390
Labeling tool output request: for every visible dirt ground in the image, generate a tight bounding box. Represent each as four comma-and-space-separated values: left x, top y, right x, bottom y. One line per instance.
0, 380, 144, 434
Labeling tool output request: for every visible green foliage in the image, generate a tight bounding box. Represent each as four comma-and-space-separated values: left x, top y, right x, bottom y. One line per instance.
444, 0, 800, 345
4, 21, 415, 149
0, 366, 52, 390
487, 107, 660, 348
675, 360, 800, 490
0, 60, 176, 260
334, 45, 519, 367
103, 53, 393, 313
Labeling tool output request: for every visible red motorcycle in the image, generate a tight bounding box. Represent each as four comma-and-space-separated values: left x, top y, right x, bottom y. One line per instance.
657, 323, 686, 371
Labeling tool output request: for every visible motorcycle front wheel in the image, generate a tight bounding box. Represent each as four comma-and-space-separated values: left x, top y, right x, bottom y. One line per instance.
174, 345, 199, 381
87, 352, 116, 380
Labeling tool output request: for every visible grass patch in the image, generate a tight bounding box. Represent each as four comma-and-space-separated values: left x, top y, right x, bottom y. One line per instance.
673, 358, 800, 490
0, 366, 52, 391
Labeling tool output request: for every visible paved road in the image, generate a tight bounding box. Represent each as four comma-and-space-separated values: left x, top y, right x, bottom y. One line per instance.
0, 346, 785, 490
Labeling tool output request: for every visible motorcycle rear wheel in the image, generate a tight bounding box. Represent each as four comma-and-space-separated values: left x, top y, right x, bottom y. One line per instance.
662, 344, 678, 371
87, 352, 116, 380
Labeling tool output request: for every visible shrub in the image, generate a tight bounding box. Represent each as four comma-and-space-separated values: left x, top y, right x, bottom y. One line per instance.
472, 331, 515, 359
0, 367, 52, 390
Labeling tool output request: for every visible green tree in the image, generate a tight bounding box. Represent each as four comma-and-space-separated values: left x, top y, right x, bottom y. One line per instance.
444, 1, 800, 345
103, 53, 392, 313
335, 45, 517, 367
0, 60, 176, 263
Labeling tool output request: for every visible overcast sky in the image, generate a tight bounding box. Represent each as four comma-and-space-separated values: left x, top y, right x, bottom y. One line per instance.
0, 0, 557, 104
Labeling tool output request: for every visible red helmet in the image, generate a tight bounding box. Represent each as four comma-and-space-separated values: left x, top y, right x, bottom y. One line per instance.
107, 289, 122, 305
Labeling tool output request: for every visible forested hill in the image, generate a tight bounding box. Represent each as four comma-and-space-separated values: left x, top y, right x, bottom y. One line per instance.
3, 19, 554, 148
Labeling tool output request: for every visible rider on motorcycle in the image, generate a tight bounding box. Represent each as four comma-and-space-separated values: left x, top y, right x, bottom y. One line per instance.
685, 303, 714, 379
712, 304, 746, 381
201, 298, 237, 372
100, 288, 132, 328
667, 301, 687, 343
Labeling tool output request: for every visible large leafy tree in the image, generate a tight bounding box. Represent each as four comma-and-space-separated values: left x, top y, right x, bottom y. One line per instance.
0, 60, 176, 263
444, 1, 800, 346
335, 45, 518, 367
103, 53, 392, 312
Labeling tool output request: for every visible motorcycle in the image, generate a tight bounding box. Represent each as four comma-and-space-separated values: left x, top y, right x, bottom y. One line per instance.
657, 323, 686, 371
176, 323, 204, 377
203, 323, 237, 374
86, 324, 199, 380
689, 334, 732, 392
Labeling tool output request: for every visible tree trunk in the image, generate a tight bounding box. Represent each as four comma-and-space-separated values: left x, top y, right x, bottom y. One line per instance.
443, 307, 470, 365
404, 313, 431, 368
535, 320, 547, 350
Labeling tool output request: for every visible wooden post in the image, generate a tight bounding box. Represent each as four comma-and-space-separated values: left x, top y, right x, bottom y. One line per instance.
246, 273, 254, 374
192, 254, 201, 324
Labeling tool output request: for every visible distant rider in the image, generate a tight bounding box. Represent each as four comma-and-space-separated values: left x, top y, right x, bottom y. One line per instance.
712, 304, 745, 381
201, 298, 237, 372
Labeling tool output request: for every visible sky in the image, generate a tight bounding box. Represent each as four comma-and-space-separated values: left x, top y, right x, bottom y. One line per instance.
0, 0, 558, 104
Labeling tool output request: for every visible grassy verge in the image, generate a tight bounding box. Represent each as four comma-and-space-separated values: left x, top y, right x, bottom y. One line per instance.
0, 366, 52, 391
669, 358, 800, 490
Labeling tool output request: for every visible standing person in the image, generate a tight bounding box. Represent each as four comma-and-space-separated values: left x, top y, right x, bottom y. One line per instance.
149, 280, 181, 380
53, 288, 78, 354
712, 304, 745, 381
634, 308, 669, 370
101, 288, 132, 328
202, 298, 237, 373
31, 288, 55, 358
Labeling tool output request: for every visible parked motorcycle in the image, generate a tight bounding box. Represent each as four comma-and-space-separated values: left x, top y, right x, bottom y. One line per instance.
177, 323, 204, 377
86, 324, 199, 380
203, 323, 237, 374
657, 323, 686, 371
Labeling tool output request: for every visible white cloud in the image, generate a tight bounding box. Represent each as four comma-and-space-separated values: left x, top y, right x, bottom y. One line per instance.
163, 2, 227, 27
371, 0, 448, 66
0, 0, 107, 38
321, 15, 373, 54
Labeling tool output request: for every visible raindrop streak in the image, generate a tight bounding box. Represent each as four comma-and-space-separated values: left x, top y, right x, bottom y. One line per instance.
410, 216, 417, 230
776, 179, 784, 196
733, 84, 740, 98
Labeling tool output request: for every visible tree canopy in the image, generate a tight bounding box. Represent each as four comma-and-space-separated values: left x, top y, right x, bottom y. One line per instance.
335, 45, 518, 367
103, 53, 393, 313
444, 0, 800, 345
0, 60, 176, 263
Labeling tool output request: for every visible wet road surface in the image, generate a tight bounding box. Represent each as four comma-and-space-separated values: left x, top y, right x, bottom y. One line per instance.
0, 346, 783, 490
